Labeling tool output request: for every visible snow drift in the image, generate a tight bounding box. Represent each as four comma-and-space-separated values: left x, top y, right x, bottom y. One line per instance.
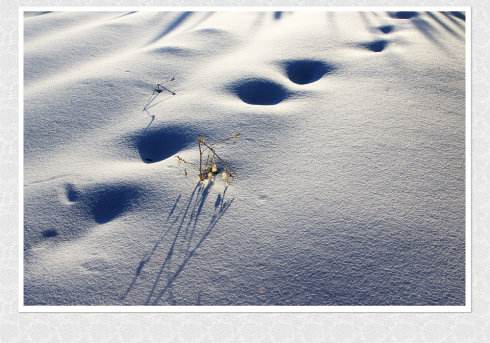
23, 11, 466, 306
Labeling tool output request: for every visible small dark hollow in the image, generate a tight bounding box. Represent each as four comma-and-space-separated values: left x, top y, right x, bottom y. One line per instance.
378, 25, 395, 34
361, 39, 389, 52
42, 229, 58, 238
388, 11, 418, 19
65, 183, 80, 202
231, 79, 289, 105
284, 60, 335, 85
136, 126, 195, 164
89, 186, 140, 224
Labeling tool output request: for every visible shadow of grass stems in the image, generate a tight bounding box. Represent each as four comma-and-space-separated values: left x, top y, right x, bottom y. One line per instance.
176, 133, 240, 184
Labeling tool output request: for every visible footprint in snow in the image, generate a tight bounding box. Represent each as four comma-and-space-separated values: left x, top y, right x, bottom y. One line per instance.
86, 184, 141, 224
378, 25, 395, 34
388, 11, 418, 19
230, 78, 289, 105
359, 39, 390, 52
282, 59, 336, 85
65, 183, 80, 202
131, 125, 197, 164
41, 229, 58, 238
66, 182, 143, 224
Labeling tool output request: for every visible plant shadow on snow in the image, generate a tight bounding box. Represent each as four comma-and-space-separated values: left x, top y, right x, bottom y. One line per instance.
121, 182, 233, 305
149, 12, 194, 44
441, 12, 466, 32
448, 11, 465, 21
358, 11, 464, 49
24, 11, 52, 18
424, 12, 464, 41
401, 11, 465, 47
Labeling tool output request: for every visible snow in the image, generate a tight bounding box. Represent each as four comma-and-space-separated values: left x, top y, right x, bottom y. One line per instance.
23, 10, 466, 306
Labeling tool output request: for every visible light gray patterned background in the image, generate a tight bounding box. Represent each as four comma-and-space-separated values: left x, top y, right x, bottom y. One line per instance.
1, 0, 489, 342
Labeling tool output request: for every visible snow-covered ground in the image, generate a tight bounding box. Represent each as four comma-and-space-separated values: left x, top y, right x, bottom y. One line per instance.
23, 10, 466, 306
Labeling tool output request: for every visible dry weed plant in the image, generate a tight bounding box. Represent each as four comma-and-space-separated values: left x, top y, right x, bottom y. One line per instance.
176, 133, 240, 184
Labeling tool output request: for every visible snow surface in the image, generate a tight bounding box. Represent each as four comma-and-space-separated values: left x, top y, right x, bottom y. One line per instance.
23, 11, 466, 306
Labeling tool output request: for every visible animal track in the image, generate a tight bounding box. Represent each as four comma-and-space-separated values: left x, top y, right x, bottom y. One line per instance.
41, 229, 58, 238
388, 11, 418, 19
360, 39, 389, 52
65, 183, 80, 202
230, 78, 289, 105
86, 184, 141, 224
133, 125, 196, 164
378, 25, 395, 34
283, 59, 335, 85
24, 180, 146, 251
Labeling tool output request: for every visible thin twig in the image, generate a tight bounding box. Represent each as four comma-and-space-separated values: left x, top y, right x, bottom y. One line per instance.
158, 84, 176, 96
176, 133, 238, 182
201, 141, 234, 176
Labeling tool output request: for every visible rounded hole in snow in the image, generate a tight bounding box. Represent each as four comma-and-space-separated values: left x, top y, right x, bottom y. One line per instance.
388, 11, 418, 19
135, 126, 196, 164
41, 229, 58, 238
378, 25, 395, 34
87, 185, 140, 224
65, 183, 80, 202
231, 78, 289, 105
283, 59, 335, 85
360, 39, 389, 53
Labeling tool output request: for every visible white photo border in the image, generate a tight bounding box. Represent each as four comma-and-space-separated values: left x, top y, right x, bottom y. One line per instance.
18, 5, 472, 313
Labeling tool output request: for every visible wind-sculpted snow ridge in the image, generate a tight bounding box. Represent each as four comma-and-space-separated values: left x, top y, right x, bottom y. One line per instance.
24, 11, 466, 306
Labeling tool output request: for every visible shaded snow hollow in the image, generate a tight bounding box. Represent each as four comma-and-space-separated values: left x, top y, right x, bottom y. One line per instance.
24, 11, 466, 306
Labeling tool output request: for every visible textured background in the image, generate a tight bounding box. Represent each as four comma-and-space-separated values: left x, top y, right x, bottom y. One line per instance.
1, 1, 489, 342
